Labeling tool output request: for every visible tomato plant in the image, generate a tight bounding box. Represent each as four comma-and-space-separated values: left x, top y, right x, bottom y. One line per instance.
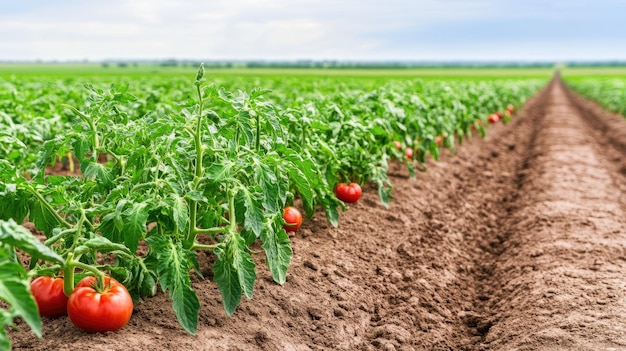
67, 276, 133, 333
30, 276, 68, 318
283, 206, 303, 232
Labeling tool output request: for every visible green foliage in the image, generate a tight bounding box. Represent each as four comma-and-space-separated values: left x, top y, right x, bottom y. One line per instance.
0, 67, 545, 339
0, 219, 55, 350
567, 78, 626, 116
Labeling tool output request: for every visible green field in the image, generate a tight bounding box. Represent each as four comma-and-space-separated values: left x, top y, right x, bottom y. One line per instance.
0, 63, 557, 80
560, 66, 626, 80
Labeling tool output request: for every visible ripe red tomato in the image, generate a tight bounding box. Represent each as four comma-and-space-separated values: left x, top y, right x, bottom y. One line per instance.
488, 114, 500, 124
405, 147, 413, 159
335, 183, 362, 203
30, 276, 68, 318
283, 206, 303, 232
495, 111, 503, 118
392, 140, 402, 150
68, 276, 133, 333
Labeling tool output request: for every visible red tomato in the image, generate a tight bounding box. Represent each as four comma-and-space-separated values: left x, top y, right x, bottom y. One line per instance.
488, 114, 500, 124
435, 136, 443, 146
30, 276, 68, 318
495, 111, 503, 118
392, 140, 402, 150
283, 206, 303, 232
405, 147, 413, 160
68, 276, 133, 333
335, 183, 362, 203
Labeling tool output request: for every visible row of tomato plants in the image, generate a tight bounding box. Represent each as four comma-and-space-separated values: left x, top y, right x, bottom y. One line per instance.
565, 78, 626, 117
0, 66, 544, 349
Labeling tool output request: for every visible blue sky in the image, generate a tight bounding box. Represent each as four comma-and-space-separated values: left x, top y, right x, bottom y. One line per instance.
1, 0, 625, 61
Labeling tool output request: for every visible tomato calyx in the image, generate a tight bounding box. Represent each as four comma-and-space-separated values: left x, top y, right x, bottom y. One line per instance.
86, 276, 113, 294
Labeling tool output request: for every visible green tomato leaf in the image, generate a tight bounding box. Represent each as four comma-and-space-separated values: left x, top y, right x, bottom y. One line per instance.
235, 188, 263, 238
0, 328, 10, 351
288, 167, 314, 216
82, 161, 114, 189
0, 219, 63, 265
322, 199, 340, 228
121, 202, 149, 253
82, 236, 132, 256
27, 196, 63, 237
205, 162, 233, 184
168, 194, 188, 235
170, 283, 200, 334
0, 183, 29, 223
213, 243, 242, 316
146, 235, 199, 334
231, 233, 256, 299
72, 134, 91, 161
255, 163, 279, 212
0, 256, 42, 339
261, 220, 292, 285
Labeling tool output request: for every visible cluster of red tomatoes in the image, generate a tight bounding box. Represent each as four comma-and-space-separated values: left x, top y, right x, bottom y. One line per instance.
31, 275, 133, 333
488, 104, 515, 124
393, 134, 448, 161
283, 183, 362, 233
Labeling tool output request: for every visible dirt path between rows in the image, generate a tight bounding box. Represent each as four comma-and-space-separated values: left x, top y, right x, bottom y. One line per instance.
10, 77, 626, 351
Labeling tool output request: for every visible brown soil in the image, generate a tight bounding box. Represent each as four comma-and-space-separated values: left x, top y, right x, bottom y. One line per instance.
9, 77, 626, 351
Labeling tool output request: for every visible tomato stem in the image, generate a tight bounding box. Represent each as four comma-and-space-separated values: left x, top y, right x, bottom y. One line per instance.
63, 253, 75, 296
63, 252, 107, 296
44, 228, 76, 246
192, 226, 228, 235
66, 152, 74, 173
190, 243, 217, 251
228, 188, 238, 234
27, 264, 62, 278
25, 184, 72, 229
255, 110, 261, 152
185, 66, 207, 249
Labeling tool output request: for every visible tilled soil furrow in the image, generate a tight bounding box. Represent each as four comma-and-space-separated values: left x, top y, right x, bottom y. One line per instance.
476, 81, 626, 351
354, 82, 553, 350
563, 81, 626, 214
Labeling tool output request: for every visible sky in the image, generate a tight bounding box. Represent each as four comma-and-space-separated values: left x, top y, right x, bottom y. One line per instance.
1, 0, 626, 62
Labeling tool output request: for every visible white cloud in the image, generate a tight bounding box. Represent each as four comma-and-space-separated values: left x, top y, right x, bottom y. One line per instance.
0, 0, 624, 61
